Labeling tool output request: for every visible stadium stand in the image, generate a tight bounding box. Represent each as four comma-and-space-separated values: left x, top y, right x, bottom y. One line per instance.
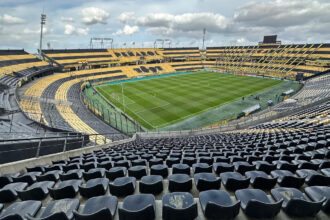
159, 47, 201, 61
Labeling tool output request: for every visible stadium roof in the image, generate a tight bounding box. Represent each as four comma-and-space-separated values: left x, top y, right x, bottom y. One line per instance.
0, 0, 330, 52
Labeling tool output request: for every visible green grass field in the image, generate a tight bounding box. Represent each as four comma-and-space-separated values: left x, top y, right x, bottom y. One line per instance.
96, 71, 283, 130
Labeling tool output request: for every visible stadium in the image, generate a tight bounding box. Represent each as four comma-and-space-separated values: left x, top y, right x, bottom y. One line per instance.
0, 0, 329, 219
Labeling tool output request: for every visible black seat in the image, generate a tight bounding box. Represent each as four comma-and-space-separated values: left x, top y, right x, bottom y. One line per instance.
199, 190, 240, 220
59, 169, 83, 181
79, 178, 109, 198
162, 192, 197, 220
194, 173, 220, 191
119, 194, 155, 220
321, 168, 330, 176
139, 175, 163, 194
296, 169, 330, 186
182, 157, 196, 166
292, 160, 319, 170
0, 182, 28, 203
168, 174, 192, 192
109, 177, 136, 197
83, 168, 105, 181
12, 172, 41, 185
235, 189, 282, 218
273, 161, 298, 172
26, 199, 79, 220
0, 173, 19, 188
149, 158, 163, 166
0, 200, 41, 220
192, 163, 212, 173
49, 179, 82, 199
105, 167, 127, 181
245, 171, 277, 190
166, 158, 180, 167
131, 159, 147, 166
172, 164, 190, 175
36, 170, 62, 182
98, 161, 113, 170
271, 170, 304, 188
81, 162, 97, 171
220, 172, 250, 191
213, 162, 234, 175
150, 164, 168, 178
17, 181, 55, 200
305, 186, 330, 213
73, 196, 118, 220
128, 166, 147, 179
271, 187, 324, 217
233, 162, 256, 174
253, 161, 276, 174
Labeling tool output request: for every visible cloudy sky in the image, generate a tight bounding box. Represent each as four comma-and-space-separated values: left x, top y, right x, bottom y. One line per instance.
0, 0, 329, 53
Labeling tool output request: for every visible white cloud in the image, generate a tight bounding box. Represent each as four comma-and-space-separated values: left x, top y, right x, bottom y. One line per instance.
81, 7, 109, 25
64, 24, 89, 36
114, 25, 139, 35
118, 12, 136, 24
60, 17, 75, 23
0, 14, 25, 24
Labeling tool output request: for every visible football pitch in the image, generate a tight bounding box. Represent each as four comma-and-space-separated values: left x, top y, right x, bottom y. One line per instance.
96, 71, 283, 130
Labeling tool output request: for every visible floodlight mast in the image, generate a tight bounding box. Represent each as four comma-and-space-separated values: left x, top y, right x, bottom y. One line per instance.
39, 14, 46, 56
90, 38, 113, 49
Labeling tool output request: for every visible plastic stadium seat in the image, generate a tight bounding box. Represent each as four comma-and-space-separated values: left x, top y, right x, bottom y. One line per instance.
26, 199, 79, 220
105, 167, 127, 181
49, 179, 82, 199
194, 173, 220, 191
168, 174, 192, 192
166, 158, 180, 167
172, 164, 190, 175
192, 163, 212, 174
62, 163, 80, 172
13, 172, 41, 185
321, 168, 330, 177
220, 172, 250, 191
214, 156, 230, 163
305, 186, 330, 213
73, 196, 118, 220
60, 169, 83, 181
182, 157, 196, 166
17, 181, 55, 200
271, 187, 324, 217
198, 156, 213, 165
26, 165, 47, 173
245, 171, 277, 190
0, 200, 41, 220
0, 182, 28, 203
79, 178, 109, 198
150, 164, 168, 178
83, 168, 105, 181
233, 162, 256, 174
131, 159, 147, 166
119, 194, 155, 220
252, 161, 276, 174
128, 165, 147, 179
44, 164, 63, 172
162, 192, 198, 220
212, 162, 234, 175
81, 162, 98, 171
292, 160, 319, 170
109, 177, 136, 197
139, 175, 163, 194
36, 170, 62, 182
0, 173, 19, 188
273, 161, 298, 172
149, 158, 163, 166
296, 169, 330, 186
235, 189, 282, 218
199, 190, 240, 220
0, 204, 2, 213
115, 160, 131, 168
271, 170, 304, 188
98, 161, 113, 170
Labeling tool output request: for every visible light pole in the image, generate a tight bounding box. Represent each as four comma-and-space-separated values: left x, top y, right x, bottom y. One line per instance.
39, 14, 46, 57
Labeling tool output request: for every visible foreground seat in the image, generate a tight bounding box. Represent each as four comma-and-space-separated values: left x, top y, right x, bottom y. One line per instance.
119, 194, 155, 220
168, 174, 192, 192
213, 162, 234, 175
305, 186, 330, 213
105, 167, 127, 181
172, 164, 190, 175
36, 170, 62, 182
0, 182, 28, 203
233, 162, 256, 174
271, 187, 324, 217
150, 164, 168, 178
109, 177, 136, 197
128, 166, 147, 179
49, 179, 82, 199
296, 169, 330, 186
26, 199, 79, 220
253, 161, 276, 174
235, 189, 282, 218
12, 172, 41, 185
245, 171, 277, 190
194, 173, 220, 191
59, 169, 83, 181
321, 168, 330, 176
139, 175, 163, 194
162, 192, 197, 220
199, 190, 240, 220
0, 200, 41, 220
271, 170, 304, 188
220, 172, 250, 191
83, 168, 105, 181
73, 196, 118, 220
192, 163, 212, 174
0, 173, 20, 188
79, 178, 109, 198
17, 181, 55, 200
